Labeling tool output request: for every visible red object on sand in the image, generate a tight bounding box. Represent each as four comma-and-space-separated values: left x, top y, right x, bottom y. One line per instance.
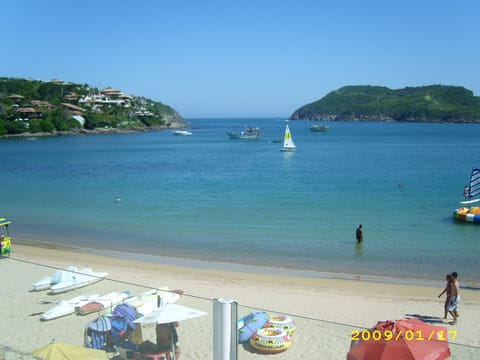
347, 318, 451, 360
78, 301, 104, 315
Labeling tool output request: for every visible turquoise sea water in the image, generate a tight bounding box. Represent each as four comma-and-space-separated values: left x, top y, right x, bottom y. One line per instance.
1, 119, 480, 283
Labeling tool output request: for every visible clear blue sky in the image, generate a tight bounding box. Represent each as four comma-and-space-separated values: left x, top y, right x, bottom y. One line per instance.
2, 0, 479, 118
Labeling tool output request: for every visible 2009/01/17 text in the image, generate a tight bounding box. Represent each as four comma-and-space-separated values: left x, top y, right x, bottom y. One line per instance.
351, 330, 457, 342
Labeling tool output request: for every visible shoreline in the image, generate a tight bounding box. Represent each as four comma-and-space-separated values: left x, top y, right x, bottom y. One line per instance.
0, 123, 188, 139
15, 238, 480, 290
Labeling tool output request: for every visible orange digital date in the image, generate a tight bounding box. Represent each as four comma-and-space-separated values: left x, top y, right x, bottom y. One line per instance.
351, 329, 457, 342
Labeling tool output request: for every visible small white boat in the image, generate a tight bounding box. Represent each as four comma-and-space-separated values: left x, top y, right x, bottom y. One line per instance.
41, 293, 100, 321
32, 266, 79, 292
49, 268, 108, 294
280, 124, 296, 152
77, 291, 130, 315
173, 130, 192, 136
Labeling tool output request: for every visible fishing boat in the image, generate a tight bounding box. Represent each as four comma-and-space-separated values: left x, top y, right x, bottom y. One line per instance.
227, 126, 261, 140
454, 168, 480, 223
280, 125, 296, 152
49, 268, 108, 294
310, 124, 328, 132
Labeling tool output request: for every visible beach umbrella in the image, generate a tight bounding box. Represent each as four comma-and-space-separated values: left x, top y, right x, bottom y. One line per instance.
33, 342, 108, 360
133, 303, 207, 325
133, 303, 207, 360
347, 318, 451, 360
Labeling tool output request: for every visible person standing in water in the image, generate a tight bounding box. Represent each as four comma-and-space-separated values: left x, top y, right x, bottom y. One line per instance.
356, 224, 363, 243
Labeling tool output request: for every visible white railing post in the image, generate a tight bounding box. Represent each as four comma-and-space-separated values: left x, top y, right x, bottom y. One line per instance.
213, 297, 238, 360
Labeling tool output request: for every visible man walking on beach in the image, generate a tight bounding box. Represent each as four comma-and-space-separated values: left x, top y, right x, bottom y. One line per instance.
448, 272, 460, 324
356, 224, 363, 243
438, 274, 452, 320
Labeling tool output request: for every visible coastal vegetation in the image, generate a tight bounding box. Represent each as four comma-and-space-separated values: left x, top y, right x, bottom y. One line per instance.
290, 85, 480, 122
0, 77, 185, 136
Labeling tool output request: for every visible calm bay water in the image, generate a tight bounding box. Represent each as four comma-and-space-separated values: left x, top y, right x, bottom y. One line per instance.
2, 119, 480, 283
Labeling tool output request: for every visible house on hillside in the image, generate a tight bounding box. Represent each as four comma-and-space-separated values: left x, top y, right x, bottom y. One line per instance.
60, 103, 85, 114
31, 100, 55, 110
16, 107, 42, 120
8, 94, 25, 103
64, 92, 81, 101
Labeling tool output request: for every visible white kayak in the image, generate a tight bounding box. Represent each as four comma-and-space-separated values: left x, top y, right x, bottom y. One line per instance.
49, 268, 108, 294
41, 293, 100, 321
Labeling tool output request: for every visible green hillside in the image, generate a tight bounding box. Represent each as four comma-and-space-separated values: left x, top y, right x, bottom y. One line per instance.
0, 77, 185, 135
290, 85, 480, 122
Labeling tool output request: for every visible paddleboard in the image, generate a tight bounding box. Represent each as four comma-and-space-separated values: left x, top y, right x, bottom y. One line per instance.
77, 291, 130, 315
41, 293, 100, 321
459, 199, 480, 205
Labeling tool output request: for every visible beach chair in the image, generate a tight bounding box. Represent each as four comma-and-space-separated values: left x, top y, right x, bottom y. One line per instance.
84, 316, 112, 351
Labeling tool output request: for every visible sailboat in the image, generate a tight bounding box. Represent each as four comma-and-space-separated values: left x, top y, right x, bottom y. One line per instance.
280, 124, 296, 152
454, 168, 480, 223
460, 168, 480, 205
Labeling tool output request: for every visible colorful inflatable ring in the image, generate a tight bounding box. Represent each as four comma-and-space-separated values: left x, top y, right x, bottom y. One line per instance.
453, 207, 480, 223
249, 327, 292, 354
238, 311, 268, 343
264, 314, 296, 336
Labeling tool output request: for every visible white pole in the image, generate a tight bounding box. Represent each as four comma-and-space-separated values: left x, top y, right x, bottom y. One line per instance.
213, 298, 238, 360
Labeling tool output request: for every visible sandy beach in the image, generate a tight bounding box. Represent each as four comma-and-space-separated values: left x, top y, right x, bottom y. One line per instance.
1, 243, 480, 359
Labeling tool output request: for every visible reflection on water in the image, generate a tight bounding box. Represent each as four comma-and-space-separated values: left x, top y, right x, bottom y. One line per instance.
355, 242, 364, 256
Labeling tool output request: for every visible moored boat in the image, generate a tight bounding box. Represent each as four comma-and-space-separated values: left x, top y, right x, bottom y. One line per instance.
227, 126, 261, 140
310, 124, 328, 132
173, 130, 192, 136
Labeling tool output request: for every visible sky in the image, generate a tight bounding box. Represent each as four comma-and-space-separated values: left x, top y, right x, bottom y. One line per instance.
2, 0, 479, 118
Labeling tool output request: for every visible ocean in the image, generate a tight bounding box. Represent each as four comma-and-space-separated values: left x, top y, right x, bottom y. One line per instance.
2, 119, 479, 283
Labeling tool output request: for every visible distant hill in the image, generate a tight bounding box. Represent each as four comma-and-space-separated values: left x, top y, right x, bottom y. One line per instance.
290, 85, 480, 122
0, 77, 185, 136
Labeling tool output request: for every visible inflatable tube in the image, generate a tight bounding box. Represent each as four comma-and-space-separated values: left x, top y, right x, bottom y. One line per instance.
249, 328, 292, 354
238, 311, 268, 343
264, 314, 296, 336
454, 207, 480, 223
